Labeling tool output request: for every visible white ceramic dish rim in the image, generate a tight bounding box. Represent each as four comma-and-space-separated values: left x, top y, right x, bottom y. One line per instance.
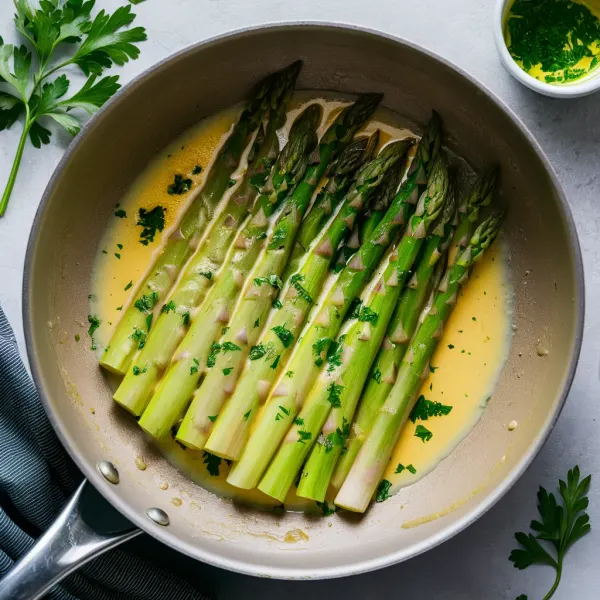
494, 0, 600, 98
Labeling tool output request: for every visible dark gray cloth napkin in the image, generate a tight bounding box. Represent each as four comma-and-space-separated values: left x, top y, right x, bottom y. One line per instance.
0, 306, 212, 600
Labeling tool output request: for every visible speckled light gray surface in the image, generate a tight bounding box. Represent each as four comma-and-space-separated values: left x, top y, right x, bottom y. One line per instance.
0, 1, 598, 598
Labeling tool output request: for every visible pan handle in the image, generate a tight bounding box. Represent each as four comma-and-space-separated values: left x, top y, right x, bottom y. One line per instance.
0, 479, 142, 600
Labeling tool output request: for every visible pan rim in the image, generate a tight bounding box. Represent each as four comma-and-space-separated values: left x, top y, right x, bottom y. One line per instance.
22, 21, 585, 580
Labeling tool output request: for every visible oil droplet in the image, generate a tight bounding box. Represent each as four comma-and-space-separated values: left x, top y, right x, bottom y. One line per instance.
135, 456, 147, 471
508, 420, 518, 431
159, 482, 169, 491
284, 528, 309, 543
536, 342, 548, 357
171, 497, 183, 507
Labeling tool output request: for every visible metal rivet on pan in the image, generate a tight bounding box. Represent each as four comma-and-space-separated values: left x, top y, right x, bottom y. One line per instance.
97, 460, 120, 484
146, 507, 170, 527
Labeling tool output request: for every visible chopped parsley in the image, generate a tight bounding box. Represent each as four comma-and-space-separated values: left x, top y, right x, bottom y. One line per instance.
269, 226, 287, 249
114, 208, 127, 218
430, 364, 438, 373
324, 417, 350, 453
289, 273, 313, 303
137, 206, 166, 245
297, 430, 312, 444
285, 370, 294, 378
124, 280, 133, 291
243, 409, 252, 421
447, 344, 455, 350
182, 312, 191, 326
130, 327, 147, 349
117, 243, 123, 250
114, 253, 121, 259
228, 178, 236, 188
312, 337, 331, 367
279, 405, 290, 416
74, 334, 80, 342
222, 367, 233, 375
167, 174, 192, 195
326, 382, 343, 408
272, 299, 282, 310
206, 341, 222, 368
415, 424, 433, 443
132, 365, 147, 376
202, 452, 221, 477
375, 479, 393, 502
199, 271, 212, 280
145, 313, 153, 331
134, 291, 159, 313
254, 318, 260, 328
161, 301, 176, 314
271, 355, 280, 369
192, 165, 202, 175
409, 396, 453, 423
372, 368, 382, 384
271, 324, 294, 348
254, 274, 282, 289
222, 341, 241, 352
190, 358, 200, 375
249, 344, 267, 360
316, 501, 337, 516
357, 305, 379, 324
87, 314, 100, 337
222, 327, 229, 335
293, 417, 304, 426
395, 463, 417, 474
326, 335, 346, 372
208, 415, 217, 422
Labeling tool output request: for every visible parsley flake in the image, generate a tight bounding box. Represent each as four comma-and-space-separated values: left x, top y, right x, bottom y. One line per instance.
137, 206, 166, 245
409, 395, 453, 423
372, 368, 382, 384
271, 324, 294, 348
297, 430, 312, 444
222, 367, 233, 375
202, 452, 221, 477
192, 165, 202, 175
167, 174, 192, 195
124, 280, 133, 291
375, 479, 393, 502
161, 301, 176, 314
414, 424, 433, 443
326, 382, 343, 408
134, 291, 159, 313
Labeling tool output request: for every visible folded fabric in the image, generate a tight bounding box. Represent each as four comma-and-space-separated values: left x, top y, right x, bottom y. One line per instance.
0, 306, 211, 600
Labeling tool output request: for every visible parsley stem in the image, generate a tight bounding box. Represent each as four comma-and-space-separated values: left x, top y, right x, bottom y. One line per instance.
543, 561, 562, 600
0, 110, 32, 217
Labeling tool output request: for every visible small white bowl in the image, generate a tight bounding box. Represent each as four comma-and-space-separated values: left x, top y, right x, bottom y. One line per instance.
494, 0, 600, 98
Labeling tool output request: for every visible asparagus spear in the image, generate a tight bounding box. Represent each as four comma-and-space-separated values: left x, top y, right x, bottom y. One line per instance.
114, 105, 321, 419
360, 158, 405, 241
137, 95, 382, 437
332, 171, 498, 489
335, 212, 504, 512
206, 139, 414, 460
448, 166, 498, 265
224, 119, 443, 487
101, 62, 301, 375
175, 132, 381, 450
257, 157, 450, 502
284, 132, 379, 279
299, 190, 457, 501
133, 104, 322, 436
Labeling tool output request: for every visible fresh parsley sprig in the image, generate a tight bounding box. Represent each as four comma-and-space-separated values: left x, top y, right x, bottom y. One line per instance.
0, 0, 146, 216
510, 466, 591, 600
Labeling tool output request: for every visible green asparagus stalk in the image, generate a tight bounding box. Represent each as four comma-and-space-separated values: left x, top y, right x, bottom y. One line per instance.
100, 62, 301, 375
206, 139, 414, 461
114, 105, 321, 419
300, 190, 457, 501
284, 132, 380, 279
331, 188, 458, 491
175, 132, 382, 450
257, 157, 450, 502
133, 104, 323, 437
224, 119, 442, 488
359, 158, 404, 241
334, 212, 504, 512
136, 94, 382, 437
448, 166, 498, 265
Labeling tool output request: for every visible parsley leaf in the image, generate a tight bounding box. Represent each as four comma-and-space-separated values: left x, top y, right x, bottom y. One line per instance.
254, 274, 282, 289
206, 341, 221, 368
249, 344, 266, 360
414, 424, 433, 443
409, 395, 453, 423
222, 367, 233, 375
326, 382, 343, 408
192, 164, 202, 175
357, 305, 378, 324
130, 326, 147, 349
316, 501, 337, 516
222, 341, 240, 352
297, 430, 312, 445
375, 479, 392, 502
202, 451, 222, 477
134, 291, 158, 312
372, 368, 382, 384
161, 300, 176, 314
271, 324, 294, 348
510, 466, 591, 600
326, 335, 345, 372
312, 336, 331, 367
136, 206, 165, 245
289, 273, 313, 303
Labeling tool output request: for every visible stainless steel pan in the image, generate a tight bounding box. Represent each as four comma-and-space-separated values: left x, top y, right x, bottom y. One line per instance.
2, 23, 584, 598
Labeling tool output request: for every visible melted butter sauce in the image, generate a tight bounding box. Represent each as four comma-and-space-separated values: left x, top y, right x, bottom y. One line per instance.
91, 93, 511, 513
